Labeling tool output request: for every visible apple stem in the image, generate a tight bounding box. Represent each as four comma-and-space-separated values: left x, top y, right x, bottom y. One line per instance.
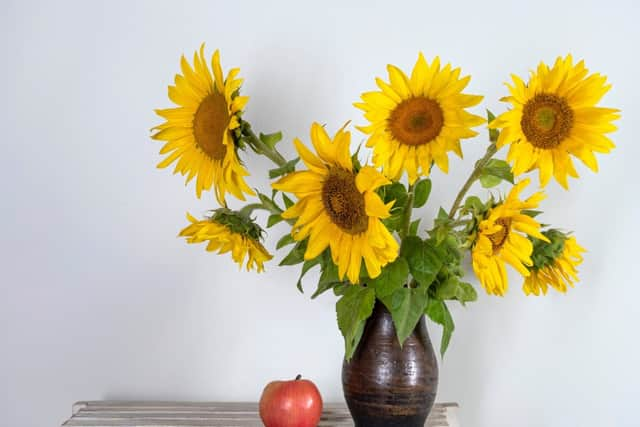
295, 374, 302, 381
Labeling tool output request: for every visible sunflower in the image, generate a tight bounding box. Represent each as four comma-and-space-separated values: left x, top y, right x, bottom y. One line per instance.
152, 45, 254, 204
489, 54, 620, 189
272, 123, 399, 284
523, 233, 586, 296
355, 53, 485, 184
180, 211, 272, 272
471, 179, 549, 296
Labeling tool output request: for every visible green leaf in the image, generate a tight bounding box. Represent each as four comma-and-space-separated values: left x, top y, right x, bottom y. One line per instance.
333, 283, 349, 296
336, 286, 376, 360
434, 277, 459, 300
257, 192, 283, 214
312, 256, 342, 299
409, 219, 421, 237
381, 286, 429, 347
267, 214, 283, 228
455, 282, 477, 303
296, 258, 321, 294
401, 237, 445, 287
269, 158, 299, 179
276, 234, 295, 250
370, 257, 409, 299
279, 240, 307, 266
437, 207, 449, 220
381, 182, 408, 206
464, 196, 484, 212
479, 174, 502, 188
434, 277, 477, 304
413, 179, 432, 208
259, 131, 283, 148
425, 298, 455, 357
282, 193, 294, 209
382, 212, 404, 232
480, 159, 514, 188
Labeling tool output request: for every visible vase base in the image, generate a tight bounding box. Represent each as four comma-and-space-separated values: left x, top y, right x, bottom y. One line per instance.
352, 414, 428, 427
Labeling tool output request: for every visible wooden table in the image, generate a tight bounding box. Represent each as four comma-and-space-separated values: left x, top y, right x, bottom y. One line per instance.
61, 401, 460, 426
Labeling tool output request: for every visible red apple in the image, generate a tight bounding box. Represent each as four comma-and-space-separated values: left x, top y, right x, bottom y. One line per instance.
259, 374, 323, 427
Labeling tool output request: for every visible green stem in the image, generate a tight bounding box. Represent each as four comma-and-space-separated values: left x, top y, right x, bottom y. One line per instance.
448, 143, 498, 219
400, 182, 416, 239
238, 203, 266, 217
239, 200, 297, 226
449, 219, 470, 228
241, 121, 288, 167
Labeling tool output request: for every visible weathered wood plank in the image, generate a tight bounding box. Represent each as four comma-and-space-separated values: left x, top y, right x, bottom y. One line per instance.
63, 401, 459, 427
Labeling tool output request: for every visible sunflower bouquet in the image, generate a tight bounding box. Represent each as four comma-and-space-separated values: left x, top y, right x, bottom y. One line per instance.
152, 46, 618, 358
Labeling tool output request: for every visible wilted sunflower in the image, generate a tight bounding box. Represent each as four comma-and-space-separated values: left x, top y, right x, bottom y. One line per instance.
180, 211, 272, 272
355, 53, 484, 183
152, 45, 254, 204
489, 54, 620, 189
523, 232, 586, 296
272, 123, 399, 284
472, 179, 549, 296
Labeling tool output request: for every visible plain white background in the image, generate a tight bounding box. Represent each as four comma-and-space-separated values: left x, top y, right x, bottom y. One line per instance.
2, 0, 639, 426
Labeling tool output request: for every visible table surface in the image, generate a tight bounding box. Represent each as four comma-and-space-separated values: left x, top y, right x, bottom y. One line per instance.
61, 401, 460, 427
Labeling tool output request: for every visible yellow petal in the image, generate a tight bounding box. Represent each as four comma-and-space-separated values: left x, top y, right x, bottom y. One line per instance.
355, 166, 391, 192
364, 191, 391, 219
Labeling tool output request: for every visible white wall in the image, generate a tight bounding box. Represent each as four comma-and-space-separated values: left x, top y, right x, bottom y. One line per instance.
2, 1, 639, 426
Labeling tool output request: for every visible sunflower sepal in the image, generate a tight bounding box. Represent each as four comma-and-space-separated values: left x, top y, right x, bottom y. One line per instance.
208, 208, 265, 241
487, 109, 499, 143
522, 209, 543, 218
530, 229, 569, 271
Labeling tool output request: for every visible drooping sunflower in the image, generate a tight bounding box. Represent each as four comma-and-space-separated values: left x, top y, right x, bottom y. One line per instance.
272, 123, 399, 284
489, 54, 620, 189
152, 45, 254, 204
180, 210, 272, 272
523, 232, 586, 296
355, 53, 485, 184
471, 179, 549, 296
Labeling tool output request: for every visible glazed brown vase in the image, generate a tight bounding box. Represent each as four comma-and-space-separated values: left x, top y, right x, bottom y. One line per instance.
342, 300, 438, 427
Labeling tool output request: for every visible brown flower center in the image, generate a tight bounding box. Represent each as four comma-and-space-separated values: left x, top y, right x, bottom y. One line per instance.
193, 92, 229, 160
488, 218, 511, 252
322, 168, 368, 234
520, 93, 573, 149
388, 97, 444, 146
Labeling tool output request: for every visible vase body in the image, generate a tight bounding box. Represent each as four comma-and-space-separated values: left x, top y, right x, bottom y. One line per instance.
342, 300, 438, 427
